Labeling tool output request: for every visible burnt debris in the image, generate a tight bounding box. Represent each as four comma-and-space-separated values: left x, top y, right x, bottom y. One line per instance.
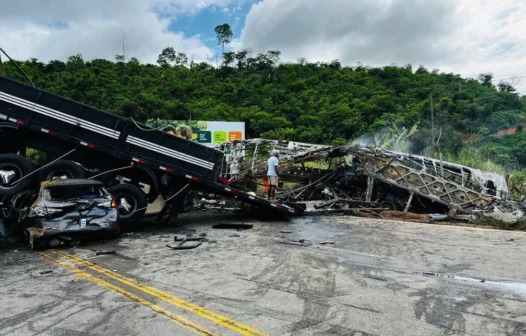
214, 139, 526, 223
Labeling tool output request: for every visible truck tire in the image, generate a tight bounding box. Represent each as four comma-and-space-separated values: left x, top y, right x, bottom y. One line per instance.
0, 154, 34, 197
39, 160, 86, 181
379, 193, 405, 211
109, 184, 147, 226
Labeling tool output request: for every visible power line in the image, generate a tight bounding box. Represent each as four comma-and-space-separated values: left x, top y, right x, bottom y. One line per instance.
491, 75, 526, 82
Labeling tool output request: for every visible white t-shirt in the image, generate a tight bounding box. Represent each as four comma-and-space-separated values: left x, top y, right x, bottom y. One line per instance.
267, 156, 279, 176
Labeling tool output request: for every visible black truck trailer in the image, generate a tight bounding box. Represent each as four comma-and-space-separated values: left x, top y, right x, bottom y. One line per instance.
0, 75, 301, 229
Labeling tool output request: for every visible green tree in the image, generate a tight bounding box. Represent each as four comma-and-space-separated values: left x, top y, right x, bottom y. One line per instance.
214, 23, 233, 64
4, 47, 526, 171
478, 73, 494, 88
157, 47, 176, 66
223, 52, 235, 67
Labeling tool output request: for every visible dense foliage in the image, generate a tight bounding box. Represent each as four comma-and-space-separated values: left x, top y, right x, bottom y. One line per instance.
2, 49, 526, 170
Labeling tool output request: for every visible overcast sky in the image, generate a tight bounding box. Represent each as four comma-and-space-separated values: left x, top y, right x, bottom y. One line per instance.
1, 0, 526, 92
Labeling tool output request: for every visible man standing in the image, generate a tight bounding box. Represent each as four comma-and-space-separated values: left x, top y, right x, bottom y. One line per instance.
267, 150, 279, 201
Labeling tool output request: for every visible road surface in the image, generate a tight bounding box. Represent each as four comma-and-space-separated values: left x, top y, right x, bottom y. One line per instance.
1, 213, 526, 335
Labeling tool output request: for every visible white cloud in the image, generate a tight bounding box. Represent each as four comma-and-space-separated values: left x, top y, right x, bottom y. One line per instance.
4, 0, 526, 93
0, 0, 240, 63
240, 0, 526, 92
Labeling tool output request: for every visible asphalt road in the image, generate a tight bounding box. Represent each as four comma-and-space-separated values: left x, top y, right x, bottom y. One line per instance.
1, 212, 526, 336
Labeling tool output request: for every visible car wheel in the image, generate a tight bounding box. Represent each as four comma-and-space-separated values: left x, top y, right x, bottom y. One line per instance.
39, 160, 86, 181
109, 184, 147, 226
0, 154, 34, 197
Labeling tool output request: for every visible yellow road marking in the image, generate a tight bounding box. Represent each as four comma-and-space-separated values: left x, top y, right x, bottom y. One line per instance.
51, 249, 268, 336
41, 253, 217, 336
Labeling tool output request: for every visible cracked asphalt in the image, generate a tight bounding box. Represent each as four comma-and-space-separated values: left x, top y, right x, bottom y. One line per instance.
1, 212, 526, 335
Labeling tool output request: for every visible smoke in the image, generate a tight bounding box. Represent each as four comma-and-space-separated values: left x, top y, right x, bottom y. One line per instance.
352, 133, 375, 147
351, 125, 418, 154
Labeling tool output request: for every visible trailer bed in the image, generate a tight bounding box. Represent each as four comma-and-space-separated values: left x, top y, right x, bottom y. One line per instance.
0, 76, 302, 216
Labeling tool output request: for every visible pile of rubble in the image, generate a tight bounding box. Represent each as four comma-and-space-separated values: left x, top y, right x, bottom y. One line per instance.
213, 139, 526, 223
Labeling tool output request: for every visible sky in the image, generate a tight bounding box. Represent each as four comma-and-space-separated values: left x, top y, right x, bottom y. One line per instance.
1, 0, 526, 92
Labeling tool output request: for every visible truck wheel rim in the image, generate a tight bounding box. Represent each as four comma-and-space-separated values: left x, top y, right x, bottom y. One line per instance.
0, 164, 22, 189
118, 195, 137, 218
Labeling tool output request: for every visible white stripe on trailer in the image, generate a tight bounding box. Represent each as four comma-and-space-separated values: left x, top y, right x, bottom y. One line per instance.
132, 158, 140, 162
8, 118, 17, 123
0, 91, 121, 139
127, 136, 214, 170
0, 92, 121, 138
185, 175, 192, 179
0, 92, 119, 138
271, 203, 277, 207
127, 136, 214, 169
0, 91, 217, 171
0, 113, 6, 120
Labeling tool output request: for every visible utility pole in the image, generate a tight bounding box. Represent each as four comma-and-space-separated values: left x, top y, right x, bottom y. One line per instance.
430, 95, 434, 145
0, 52, 3, 76
122, 33, 127, 62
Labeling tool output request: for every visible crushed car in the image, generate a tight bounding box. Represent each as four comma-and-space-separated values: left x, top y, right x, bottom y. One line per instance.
22, 179, 119, 250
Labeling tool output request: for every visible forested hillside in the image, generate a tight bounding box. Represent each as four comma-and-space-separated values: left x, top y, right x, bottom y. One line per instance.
2, 48, 526, 170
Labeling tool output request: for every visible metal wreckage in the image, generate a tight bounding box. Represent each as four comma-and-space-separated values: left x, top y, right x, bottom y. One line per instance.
212, 138, 526, 223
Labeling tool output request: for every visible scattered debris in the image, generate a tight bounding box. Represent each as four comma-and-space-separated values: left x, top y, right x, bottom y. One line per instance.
429, 214, 448, 221
506, 238, 515, 242
217, 139, 526, 224
277, 239, 313, 246
229, 234, 241, 237
453, 214, 477, 222
379, 211, 430, 222
95, 250, 116, 256
366, 275, 390, 282
320, 241, 335, 245
280, 230, 292, 233
38, 270, 53, 275
166, 236, 205, 250
212, 223, 253, 230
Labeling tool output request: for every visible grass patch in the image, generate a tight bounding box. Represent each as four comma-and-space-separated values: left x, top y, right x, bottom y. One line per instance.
473, 217, 526, 231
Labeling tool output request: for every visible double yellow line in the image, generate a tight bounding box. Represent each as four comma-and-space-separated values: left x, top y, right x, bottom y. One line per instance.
42, 250, 267, 336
